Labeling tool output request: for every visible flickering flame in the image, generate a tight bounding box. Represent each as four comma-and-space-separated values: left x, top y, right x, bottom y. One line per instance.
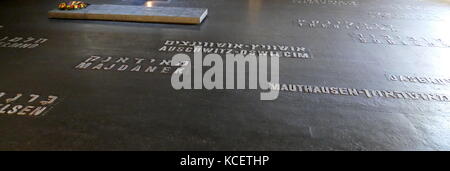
145, 1, 153, 7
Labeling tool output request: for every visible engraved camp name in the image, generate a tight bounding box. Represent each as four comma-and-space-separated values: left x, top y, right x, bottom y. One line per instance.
269, 83, 450, 102
0, 92, 59, 117
298, 19, 397, 32
0, 36, 48, 49
75, 55, 188, 74
159, 40, 312, 59
292, 0, 359, 6
349, 33, 450, 48
387, 74, 450, 86
368, 12, 444, 21
366, 3, 438, 11
385, 4, 436, 11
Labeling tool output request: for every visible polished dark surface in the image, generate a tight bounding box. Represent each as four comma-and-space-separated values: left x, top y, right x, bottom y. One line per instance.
0, 0, 449, 150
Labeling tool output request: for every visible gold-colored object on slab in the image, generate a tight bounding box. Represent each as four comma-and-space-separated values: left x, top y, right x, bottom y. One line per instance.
57, 1, 89, 10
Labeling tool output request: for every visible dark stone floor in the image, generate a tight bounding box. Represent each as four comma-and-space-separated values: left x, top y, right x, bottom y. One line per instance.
0, 0, 449, 150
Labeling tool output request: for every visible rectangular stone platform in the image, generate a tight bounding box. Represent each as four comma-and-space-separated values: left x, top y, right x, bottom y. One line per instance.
48, 4, 208, 24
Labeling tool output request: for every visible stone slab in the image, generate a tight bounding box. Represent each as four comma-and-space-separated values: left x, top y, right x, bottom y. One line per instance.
48, 4, 208, 24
